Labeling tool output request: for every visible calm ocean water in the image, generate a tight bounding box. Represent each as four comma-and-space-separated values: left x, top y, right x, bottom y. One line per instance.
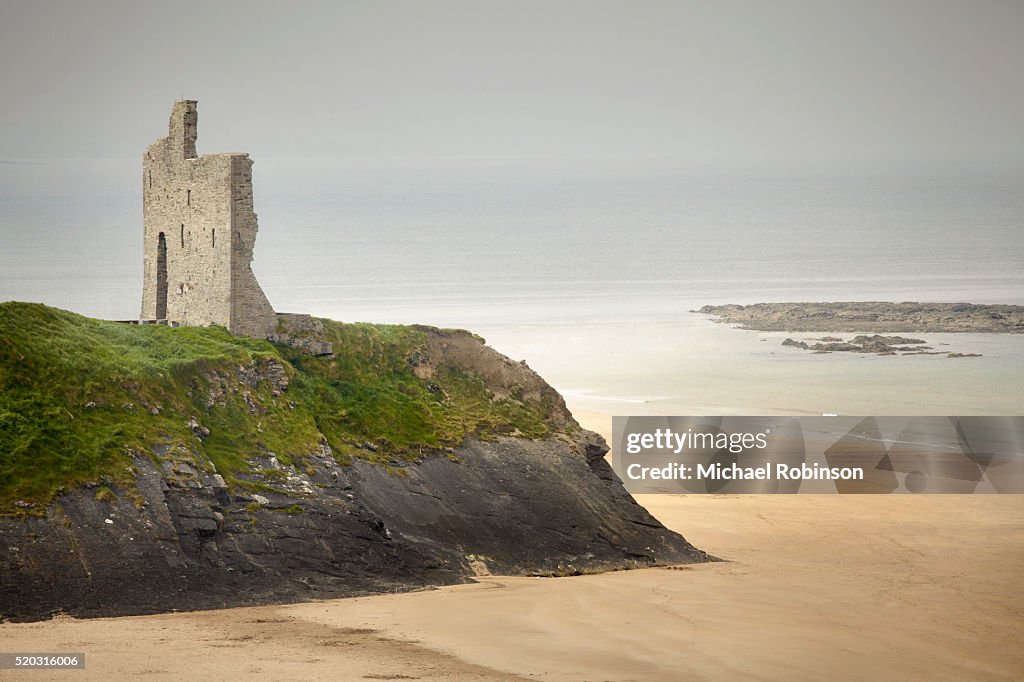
2, 160, 1022, 415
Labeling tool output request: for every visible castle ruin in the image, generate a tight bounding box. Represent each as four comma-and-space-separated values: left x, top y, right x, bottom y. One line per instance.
140, 100, 277, 338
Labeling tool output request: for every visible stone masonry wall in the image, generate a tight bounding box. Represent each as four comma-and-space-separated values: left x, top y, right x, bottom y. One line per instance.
141, 101, 276, 337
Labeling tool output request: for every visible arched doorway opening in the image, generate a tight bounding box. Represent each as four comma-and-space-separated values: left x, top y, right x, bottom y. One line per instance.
156, 232, 168, 319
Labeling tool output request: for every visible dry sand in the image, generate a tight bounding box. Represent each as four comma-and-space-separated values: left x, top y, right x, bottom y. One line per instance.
3, 413, 1022, 681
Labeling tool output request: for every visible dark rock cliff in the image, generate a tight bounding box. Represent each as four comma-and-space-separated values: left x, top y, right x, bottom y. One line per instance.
1, 432, 704, 622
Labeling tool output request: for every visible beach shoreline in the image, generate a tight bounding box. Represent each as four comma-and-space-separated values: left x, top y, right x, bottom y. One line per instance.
2, 406, 1020, 680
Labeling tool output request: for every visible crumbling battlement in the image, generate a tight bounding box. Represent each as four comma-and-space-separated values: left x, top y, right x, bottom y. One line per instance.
140, 100, 277, 338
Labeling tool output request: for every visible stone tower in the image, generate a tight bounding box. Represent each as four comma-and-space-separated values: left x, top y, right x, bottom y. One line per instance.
140, 100, 277, 337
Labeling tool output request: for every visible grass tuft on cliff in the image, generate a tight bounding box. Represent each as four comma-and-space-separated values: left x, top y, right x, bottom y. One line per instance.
0, 302, 572, 513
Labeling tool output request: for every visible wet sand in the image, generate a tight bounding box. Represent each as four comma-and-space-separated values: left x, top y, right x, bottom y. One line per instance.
3, 415, 1022, 680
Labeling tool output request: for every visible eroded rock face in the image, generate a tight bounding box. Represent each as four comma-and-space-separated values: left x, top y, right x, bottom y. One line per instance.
0, 432, 708, 622
411, 326, 575, 423
347, 433, 700, 577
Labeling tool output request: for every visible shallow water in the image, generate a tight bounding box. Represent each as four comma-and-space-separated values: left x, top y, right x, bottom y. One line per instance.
477, 318, 1024, 417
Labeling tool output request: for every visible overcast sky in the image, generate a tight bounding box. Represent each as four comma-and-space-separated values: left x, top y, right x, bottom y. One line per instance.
1, 0, 1022, 173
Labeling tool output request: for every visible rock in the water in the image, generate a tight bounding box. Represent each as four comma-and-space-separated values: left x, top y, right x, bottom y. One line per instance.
698, 302, 1024, 333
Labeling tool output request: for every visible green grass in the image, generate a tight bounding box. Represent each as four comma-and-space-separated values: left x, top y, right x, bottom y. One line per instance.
280, 321, 560, 461
0, 302, 566, 513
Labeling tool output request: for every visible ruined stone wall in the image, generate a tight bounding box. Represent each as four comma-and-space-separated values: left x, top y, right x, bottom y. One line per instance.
228, 155, 277, 337
141, 101, 276, 337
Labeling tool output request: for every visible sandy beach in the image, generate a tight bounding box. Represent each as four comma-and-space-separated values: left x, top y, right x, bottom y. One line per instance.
3, 413, 1022, 681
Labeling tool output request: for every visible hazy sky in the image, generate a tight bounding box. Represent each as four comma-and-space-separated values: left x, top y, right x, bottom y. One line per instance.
1, 0, 1023, 172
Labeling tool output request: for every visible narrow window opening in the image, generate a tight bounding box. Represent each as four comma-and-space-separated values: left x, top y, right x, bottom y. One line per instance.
148, 170, 152, 188
186, 189, 191, 206
155, 233, 167, 319
211, 228, 216, 248
180, 224, 185, 248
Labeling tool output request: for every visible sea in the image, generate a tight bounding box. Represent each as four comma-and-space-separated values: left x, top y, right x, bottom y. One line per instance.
2, 159, 1022, 417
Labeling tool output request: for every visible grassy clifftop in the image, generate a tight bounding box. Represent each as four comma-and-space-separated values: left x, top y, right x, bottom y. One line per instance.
0, 302, 574, 513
